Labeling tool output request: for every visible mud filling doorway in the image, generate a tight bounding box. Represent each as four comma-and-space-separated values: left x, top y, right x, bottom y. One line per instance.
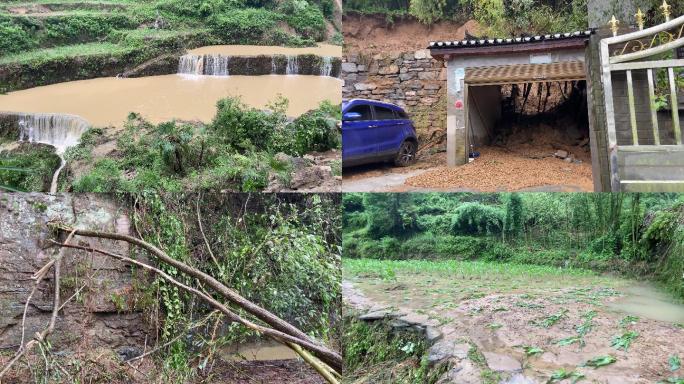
460, 62, 593, 190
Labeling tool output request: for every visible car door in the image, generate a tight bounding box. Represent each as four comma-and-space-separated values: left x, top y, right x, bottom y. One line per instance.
372, 105, 404, 159
342, 103, 378, 163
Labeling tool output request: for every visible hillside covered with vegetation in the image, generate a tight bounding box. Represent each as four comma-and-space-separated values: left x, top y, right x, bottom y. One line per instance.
0, 0, 341, 92
343, 193, 684, 298
344, 0, 588, 36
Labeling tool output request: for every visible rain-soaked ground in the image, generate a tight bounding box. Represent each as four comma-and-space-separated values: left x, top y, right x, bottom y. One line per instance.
343, 259, 684, 383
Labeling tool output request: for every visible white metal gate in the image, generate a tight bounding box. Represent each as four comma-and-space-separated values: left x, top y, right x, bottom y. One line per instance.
600, 12, 684, 191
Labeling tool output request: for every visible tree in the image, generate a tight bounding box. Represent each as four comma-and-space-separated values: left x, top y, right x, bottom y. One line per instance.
503, 193, 524, 242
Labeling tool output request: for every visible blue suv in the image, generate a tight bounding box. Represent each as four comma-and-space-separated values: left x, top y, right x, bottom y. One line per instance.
342, 99, 418, 167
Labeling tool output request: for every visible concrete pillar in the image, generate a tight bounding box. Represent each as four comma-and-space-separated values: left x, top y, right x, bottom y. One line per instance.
446, 59, 467, 166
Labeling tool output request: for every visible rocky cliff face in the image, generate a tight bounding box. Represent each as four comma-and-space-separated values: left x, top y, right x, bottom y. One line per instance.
0, 193, 147, 353
342, 50, 447, 136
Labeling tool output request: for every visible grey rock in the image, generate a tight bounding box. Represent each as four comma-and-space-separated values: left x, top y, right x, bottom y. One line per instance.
117, 346, 143, 361
342, 62, 358, 73
359, 310, 396, 321
483, 352, 522, 372
428, 340, 455, 364
425, 326, 443, 343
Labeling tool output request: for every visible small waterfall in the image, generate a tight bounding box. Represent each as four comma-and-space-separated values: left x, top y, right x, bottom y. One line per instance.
320, 56, 332, 77
178, 55, 204, 75
16, 113, 89, 194
286, 55, 299, 75
178, 54, 230, 76
271, 57, 277, 74
205, 55, 230, 76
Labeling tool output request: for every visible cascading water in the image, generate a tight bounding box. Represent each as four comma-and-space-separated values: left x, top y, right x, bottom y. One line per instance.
271, 57, 277, 74
16, 113, 89, 194
320, 56, 332, 77
286, 55, 299, 75
178, 54, 230, 76
178, 55, 204, 75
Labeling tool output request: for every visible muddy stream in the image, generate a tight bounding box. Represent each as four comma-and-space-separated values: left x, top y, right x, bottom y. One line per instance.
0, 74, 341, 127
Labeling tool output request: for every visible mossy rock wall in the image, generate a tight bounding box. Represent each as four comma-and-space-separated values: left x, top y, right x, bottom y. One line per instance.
226, 54, 341, 76
0, 113, 20, 140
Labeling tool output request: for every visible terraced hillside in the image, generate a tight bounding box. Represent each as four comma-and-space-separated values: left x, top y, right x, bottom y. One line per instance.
0, 0, 341, 92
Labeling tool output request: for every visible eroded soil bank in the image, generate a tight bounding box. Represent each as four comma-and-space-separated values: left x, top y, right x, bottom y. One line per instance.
343, 259, 684, 383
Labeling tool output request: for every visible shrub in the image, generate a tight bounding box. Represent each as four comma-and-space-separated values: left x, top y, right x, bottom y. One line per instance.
210, 97, 279, 151
451, 202, 504, 235
209, 8, 280, 44
72, 158, 126, 193
280, 0, 327, 41
0, 22, 35, 55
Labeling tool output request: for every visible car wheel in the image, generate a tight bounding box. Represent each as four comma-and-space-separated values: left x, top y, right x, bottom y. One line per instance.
394, 140, 416, 167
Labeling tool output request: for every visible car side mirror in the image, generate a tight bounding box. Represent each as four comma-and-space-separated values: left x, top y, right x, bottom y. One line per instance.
343, 112, 362, 121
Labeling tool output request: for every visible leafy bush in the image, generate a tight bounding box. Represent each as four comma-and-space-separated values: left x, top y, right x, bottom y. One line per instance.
451, 202, 504, 235
0, 146, 60, 192
208, 8, 280, 44
0, 22, 36, 55
279, 0, 327, 41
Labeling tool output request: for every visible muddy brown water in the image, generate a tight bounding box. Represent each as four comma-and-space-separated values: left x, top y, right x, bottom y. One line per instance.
188, 44, 342, 57
221, 340, 298, 361
607, 284, 684, 323
0, 74, 342, 127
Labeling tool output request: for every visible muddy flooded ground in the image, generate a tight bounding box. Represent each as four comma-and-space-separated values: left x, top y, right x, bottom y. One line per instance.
343, 259, 684, 383
0, 74, 342, 127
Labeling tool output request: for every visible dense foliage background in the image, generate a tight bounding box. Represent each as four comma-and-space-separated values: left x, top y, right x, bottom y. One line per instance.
343, 193, 684, 298
0, 0, 337, 58
129, 192, 341, 381
344, 0, 588, 35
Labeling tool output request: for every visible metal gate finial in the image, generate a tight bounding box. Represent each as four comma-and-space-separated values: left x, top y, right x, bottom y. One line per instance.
635, 8, 645, 30
661, 0, 671, 22
609, 15, 620, 36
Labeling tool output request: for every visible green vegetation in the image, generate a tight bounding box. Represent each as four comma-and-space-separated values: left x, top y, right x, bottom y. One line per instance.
343, 193, 684, 298
68, 97, 340, 193
0, 0, 339, 91
0, 145, 60, 191
343, 314, 447, 384
128, 192, 341, 381
344, 0, 588, 36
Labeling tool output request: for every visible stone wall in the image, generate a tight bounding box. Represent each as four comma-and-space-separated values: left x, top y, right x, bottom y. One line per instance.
342, 49, 447, 136
0, 193, 148, 354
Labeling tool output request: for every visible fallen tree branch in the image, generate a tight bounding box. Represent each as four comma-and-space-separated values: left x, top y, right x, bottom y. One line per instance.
0, 230, 75, 381
51, 225, 342, 372
51, 240, 342, 377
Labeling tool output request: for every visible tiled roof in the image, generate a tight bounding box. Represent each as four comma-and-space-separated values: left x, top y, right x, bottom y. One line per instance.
428, 30, 594, 50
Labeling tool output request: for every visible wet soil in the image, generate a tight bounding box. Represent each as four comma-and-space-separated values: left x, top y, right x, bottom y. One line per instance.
209, 359, 326, 384
343, 14, 480, 53
344, 263, 684, 383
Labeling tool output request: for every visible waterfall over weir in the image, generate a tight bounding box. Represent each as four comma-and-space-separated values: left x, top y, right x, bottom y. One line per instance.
320, 56, 332, 77
286, 55, 299, 75
16, 113, 89, 194
178, 54, 230, 76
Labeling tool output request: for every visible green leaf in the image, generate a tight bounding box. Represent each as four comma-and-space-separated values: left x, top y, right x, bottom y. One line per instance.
670, 355, 681, 372
522, 345, 544, 356
582, 355, 617, 368
611, 331, 639, 351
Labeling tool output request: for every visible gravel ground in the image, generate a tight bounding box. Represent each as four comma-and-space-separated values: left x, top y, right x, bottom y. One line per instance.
404, 146, 594, 192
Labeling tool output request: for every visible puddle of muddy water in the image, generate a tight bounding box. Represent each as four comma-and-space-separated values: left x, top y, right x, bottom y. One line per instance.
221, 340, 298, 361
0, 74, 342, 127
188, 44, 342, 57
607, 284, 684, 323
